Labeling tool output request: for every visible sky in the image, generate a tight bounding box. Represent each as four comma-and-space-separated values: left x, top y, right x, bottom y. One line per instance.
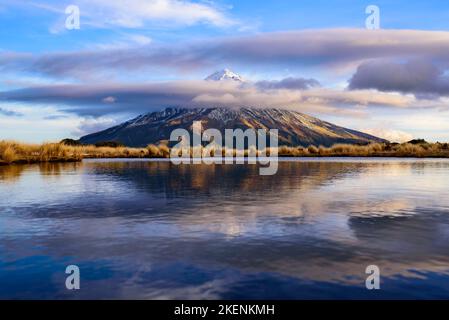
2, 0, 449, 142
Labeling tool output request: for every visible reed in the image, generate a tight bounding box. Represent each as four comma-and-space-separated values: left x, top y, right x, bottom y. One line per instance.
0, 140, 84, 165
273, 142, 449, 158
2, 140, 449, 166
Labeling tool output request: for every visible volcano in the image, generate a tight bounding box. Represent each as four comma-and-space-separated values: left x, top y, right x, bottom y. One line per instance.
79, 107, 386, 147
79, 70, 386, 147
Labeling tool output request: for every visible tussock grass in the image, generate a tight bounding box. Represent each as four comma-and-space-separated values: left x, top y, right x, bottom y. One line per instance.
2, 140, 449, 166
276, 142, 449, 158
0, 141, 84, 165
0, 140, 153, 165
146, 144, 169, 158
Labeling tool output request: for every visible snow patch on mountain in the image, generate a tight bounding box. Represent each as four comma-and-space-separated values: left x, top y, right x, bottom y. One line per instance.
205, 69, 244, 82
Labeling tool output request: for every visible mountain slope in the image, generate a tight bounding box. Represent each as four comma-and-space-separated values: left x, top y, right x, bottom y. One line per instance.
79, 107, 387, 147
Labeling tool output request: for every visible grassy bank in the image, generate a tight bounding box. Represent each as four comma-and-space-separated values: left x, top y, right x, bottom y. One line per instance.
0, 141, 83, 165
0, 141, 168, 165
276, 141, 449, 158
1, 140, 449, 166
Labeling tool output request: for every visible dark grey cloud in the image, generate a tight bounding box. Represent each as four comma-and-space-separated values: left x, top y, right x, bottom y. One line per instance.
0, 81, 308, 116
0, 83, 197, 116
0, 107, 23, 117
4, 29, 449, 80
256, 77, 320, 90
349, 60, 449, 98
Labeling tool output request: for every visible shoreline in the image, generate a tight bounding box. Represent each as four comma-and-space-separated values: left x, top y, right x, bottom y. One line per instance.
3, 154, 449, 167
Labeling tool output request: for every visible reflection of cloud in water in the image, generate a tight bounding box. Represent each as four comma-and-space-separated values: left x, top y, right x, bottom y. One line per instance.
2, 159, 449, 298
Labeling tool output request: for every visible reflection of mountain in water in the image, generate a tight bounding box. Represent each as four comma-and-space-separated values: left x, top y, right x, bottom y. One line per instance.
1, 160, 367, 219
86, 160, 366, 198
2, 159, 449, 298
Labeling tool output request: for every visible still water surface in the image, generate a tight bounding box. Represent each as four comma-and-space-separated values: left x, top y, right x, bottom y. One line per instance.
1, 158, 449, 299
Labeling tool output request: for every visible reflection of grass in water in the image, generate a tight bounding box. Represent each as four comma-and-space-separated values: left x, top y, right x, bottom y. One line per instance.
38, 162, 81, 177
0, 164, 25, 183
1, 140, 449, 166
0, 162, 82, 182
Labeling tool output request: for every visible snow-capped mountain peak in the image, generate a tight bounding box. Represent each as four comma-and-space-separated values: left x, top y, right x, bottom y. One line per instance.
205, 69, 244, 82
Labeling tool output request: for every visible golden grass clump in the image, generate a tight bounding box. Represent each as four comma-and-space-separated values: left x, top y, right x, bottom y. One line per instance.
147, 144, 161, 157
307, 145, 319, 154
146, 144, 170, 158
1, 145, 18, 163
158, 144, 170, 158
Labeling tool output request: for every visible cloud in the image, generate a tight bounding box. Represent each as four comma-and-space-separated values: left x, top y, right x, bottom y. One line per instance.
361, 128, 414, 143
255, 77, 320, 90
91, 34, 152, 50
349, 59, 449, 98
0, 107, 23, 117
72, 117, 118, 136
102, 96, 117, 103
25, 0, 235, 30
0, 79, 424, 117
5, 28, 449, 80
43, 114, 69, 120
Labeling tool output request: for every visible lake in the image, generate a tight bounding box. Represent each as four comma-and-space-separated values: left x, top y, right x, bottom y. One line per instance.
1, 158, 449, 299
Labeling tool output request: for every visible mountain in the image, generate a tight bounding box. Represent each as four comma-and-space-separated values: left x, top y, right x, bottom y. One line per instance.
205, 69, 244, 82
79, 107, 387, 147
79, 70, 387, 147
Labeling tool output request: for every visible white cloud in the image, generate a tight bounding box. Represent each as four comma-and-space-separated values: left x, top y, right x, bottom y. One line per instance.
102, 96, 117, 103
72, 117, 118, 136
92, 34, 152, 50
362, 128, 413, 143
30, 0, 236, 30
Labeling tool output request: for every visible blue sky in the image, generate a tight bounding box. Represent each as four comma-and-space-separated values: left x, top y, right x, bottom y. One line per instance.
4, 1, 449, 54
2, 0, 449, 142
